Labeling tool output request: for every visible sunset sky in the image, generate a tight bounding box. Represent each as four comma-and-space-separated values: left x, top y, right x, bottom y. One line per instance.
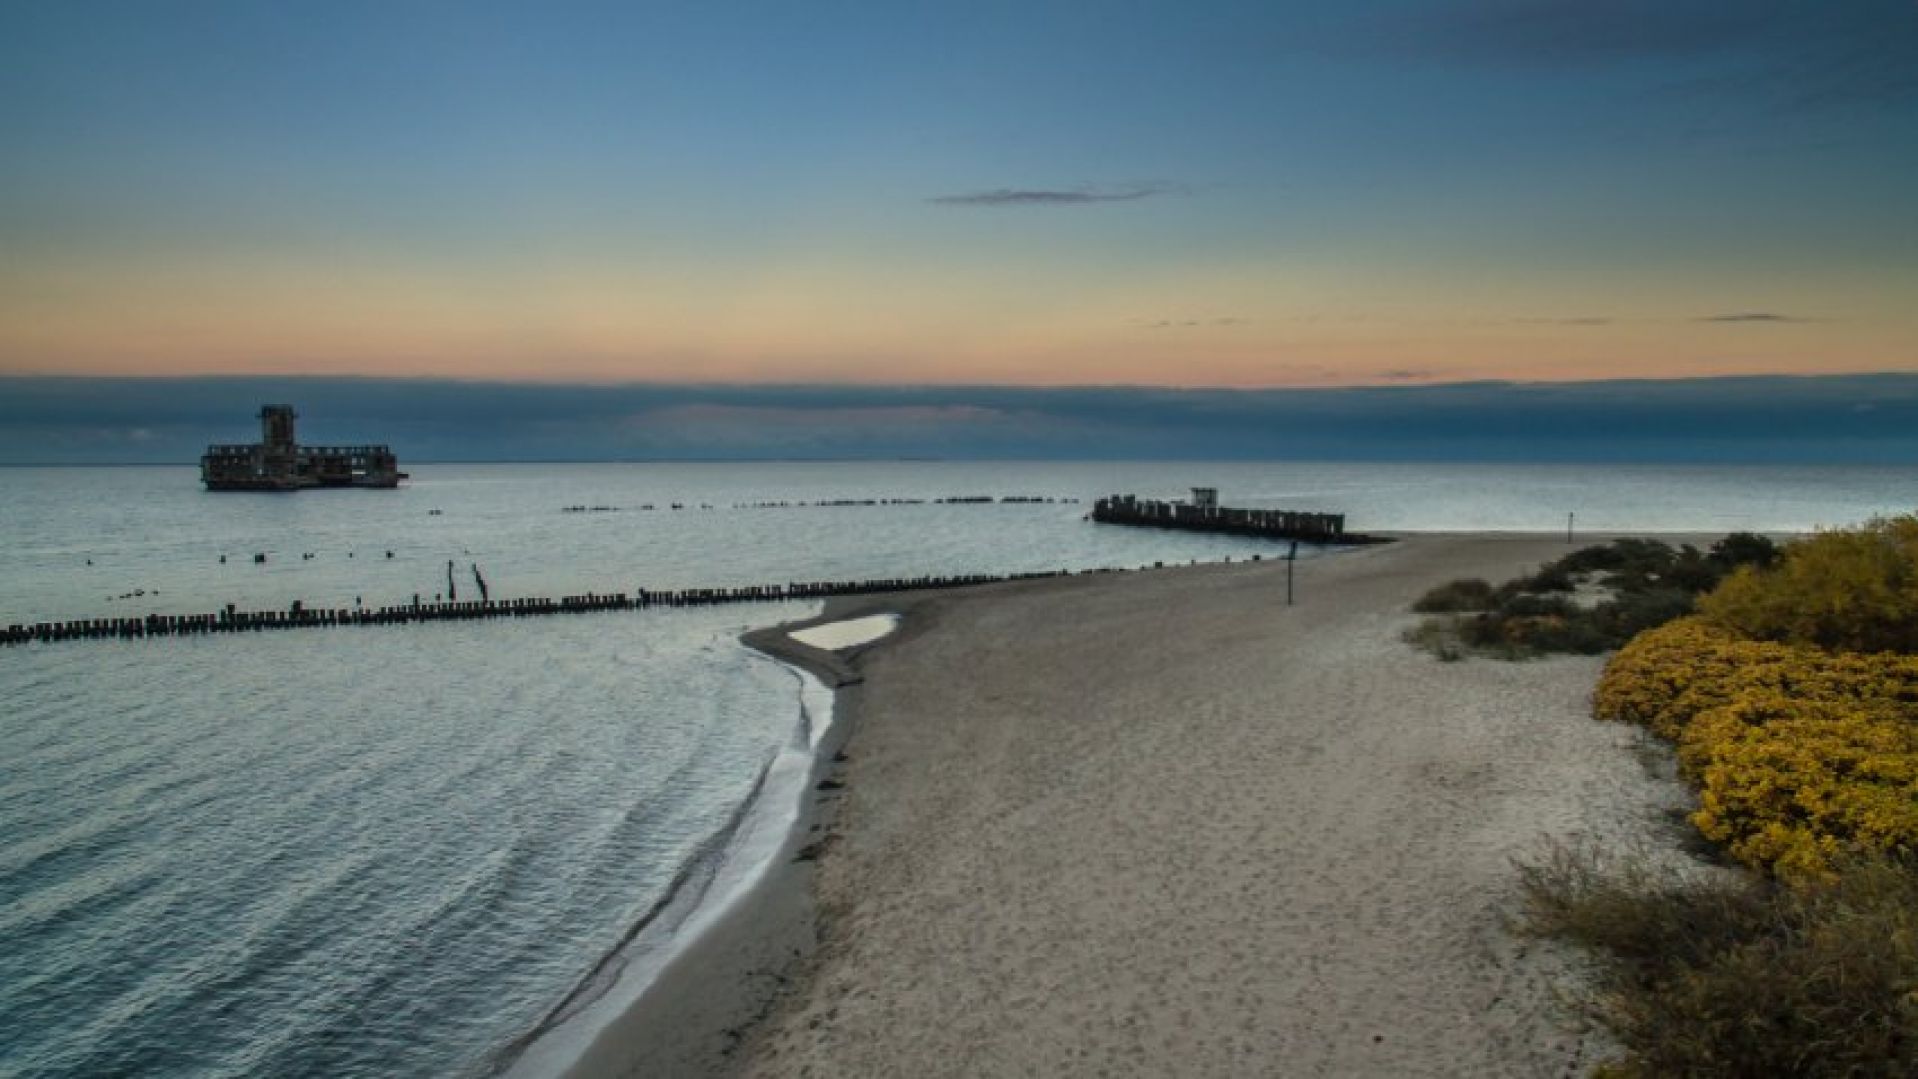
2, 1, 1914, 388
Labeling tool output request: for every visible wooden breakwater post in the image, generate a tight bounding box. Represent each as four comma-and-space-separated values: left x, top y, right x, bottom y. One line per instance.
1088, 493, 1391, 545
1286, 540, 1297, 605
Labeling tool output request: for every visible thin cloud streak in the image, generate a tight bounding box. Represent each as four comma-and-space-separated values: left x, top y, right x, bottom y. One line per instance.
1697, 312, 1822, 324
1142, 316, 1248, 329
1508, 314, 1824, 326
928, 183, 1178, 207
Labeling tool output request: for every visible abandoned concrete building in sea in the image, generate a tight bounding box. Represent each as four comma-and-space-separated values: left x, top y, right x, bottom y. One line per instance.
200, 405, 406, 490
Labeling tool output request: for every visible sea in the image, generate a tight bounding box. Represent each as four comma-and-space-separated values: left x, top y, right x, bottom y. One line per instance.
3, 460, 1916, 1078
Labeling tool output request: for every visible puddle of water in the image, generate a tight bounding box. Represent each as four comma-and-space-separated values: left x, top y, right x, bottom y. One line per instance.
789, 613, 899, 650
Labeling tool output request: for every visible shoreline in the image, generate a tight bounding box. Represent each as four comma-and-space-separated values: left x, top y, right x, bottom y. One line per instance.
558, 535, 1710, 1077
528, 598, 904, 1078
499, 655, 815, 1079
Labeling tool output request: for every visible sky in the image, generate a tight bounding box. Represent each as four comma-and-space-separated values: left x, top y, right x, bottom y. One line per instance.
2, 0, 1914, 390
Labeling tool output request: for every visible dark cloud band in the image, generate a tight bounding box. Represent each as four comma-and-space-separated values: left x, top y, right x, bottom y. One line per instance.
2, 373, 1914, 465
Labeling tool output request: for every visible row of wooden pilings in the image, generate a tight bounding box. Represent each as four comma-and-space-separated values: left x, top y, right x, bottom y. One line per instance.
561, 495, 1082, 513
3, 566, 1194, 647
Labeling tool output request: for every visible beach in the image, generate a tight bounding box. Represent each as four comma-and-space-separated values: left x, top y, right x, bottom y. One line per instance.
567, 533, 1699, 1077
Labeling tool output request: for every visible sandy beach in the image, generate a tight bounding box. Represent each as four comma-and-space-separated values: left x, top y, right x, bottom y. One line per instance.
570, 534, 1698, 1078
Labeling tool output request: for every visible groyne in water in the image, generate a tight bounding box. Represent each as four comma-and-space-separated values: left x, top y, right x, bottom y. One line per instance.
1090, 494, 1391, 545
561, 495, 1081, 513
1, 561, 1274, 648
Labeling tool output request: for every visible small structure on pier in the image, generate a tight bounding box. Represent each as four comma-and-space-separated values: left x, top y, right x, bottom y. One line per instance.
201, 405, 406, 490
1190, 487, 1218, 509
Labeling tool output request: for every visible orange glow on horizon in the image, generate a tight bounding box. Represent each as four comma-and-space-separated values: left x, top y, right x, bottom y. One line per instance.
2, 255, 1913, 388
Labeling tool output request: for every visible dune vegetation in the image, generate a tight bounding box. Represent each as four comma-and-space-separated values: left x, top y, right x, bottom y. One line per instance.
1593, 517, 1918, 879
1596, 615, 1918, 878
1519, 844, 1918, 1078
1405, 534, 1777, 660
1512, 517, 1918, 1077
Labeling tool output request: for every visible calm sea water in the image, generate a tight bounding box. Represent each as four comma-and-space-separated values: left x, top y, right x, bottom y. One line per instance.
3, 460, 1915, 1078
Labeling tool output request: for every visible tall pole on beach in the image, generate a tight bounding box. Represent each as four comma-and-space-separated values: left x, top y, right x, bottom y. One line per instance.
1286, 541, 1297, 606
1567, 512, 1575, 544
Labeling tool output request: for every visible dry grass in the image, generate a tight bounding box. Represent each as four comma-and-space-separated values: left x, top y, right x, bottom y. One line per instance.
1400, 618, 1466, 661
1519, 842, 1918, 1077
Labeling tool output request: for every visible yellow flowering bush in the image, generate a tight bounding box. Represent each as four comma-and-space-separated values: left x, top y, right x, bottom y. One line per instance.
1683, 692, 1918, 878
1595, 520, 1918, 878
1593, 617, 1760, 738
1700, 515, 1918, 653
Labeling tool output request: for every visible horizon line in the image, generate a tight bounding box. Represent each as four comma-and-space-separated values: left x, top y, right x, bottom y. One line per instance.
4, 369, 1918, 393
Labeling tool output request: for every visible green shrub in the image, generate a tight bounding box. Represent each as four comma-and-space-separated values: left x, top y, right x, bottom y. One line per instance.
1407, 535, 1762, 661
1451, 604, 1610, 656
1412, 577, 1496, 612
1709, 532, 1780, 572
1560, 538, 1677, 578
1456, 612, 1504, 648
1500, 563, 1576, 596
1662, 544, 1721, 594
1589, 587, 1697, 643
1501, 593, 1577, 618
1611, 537, 1681, 570
1523, 615, 1613, 655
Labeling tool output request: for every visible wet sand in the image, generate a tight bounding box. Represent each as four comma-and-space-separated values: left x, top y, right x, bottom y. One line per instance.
567, 534, 1697, 1078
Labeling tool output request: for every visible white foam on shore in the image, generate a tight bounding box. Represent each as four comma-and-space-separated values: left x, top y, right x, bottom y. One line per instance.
790, 613, 899, 651
502, 659, 837, 1078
